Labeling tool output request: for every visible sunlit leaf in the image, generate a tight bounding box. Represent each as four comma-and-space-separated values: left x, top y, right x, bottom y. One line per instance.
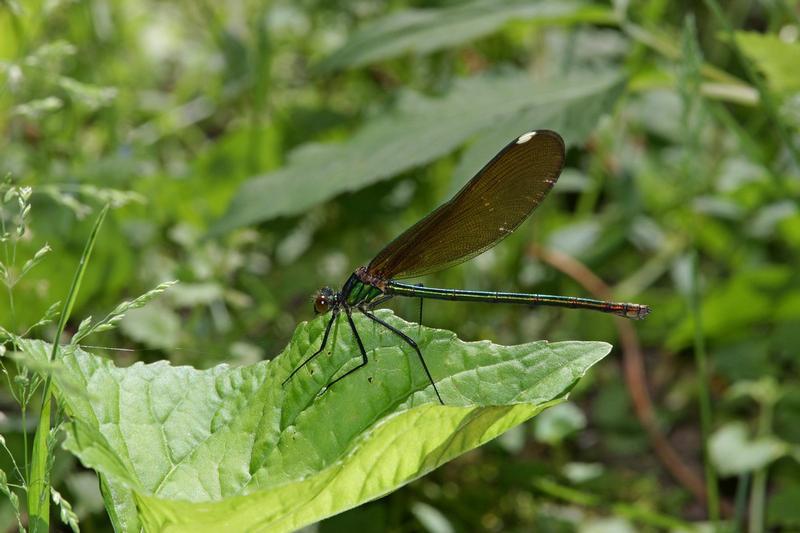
17, 310, 610, 531
411, 502, 454, 533
533, 401, 586, 445
215, 70, 624, 233
709, 422, 788, 476
735, 31, 800, 94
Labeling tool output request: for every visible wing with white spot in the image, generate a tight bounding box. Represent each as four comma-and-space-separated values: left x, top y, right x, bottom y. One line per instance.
367, 130, 565, 279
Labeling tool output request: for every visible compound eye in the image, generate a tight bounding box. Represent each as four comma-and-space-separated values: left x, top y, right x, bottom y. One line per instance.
313, 293, 331, 314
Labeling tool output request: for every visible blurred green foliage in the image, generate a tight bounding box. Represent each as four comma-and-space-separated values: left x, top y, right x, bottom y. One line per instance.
1, 0, 800, 531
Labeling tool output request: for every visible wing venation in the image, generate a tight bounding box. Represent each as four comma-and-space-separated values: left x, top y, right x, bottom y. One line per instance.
367, 129, 565, 279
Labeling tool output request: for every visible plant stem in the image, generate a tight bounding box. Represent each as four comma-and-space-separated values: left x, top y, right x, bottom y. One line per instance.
748, 401, 774, 533
689, 251, 720, 523
21, 401, 28, 482
27, 204, 109, 532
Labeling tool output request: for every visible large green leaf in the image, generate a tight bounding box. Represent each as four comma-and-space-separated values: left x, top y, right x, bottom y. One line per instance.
317, 0, 614, 72
19, 310, 611, 532
214, 70, 624, 233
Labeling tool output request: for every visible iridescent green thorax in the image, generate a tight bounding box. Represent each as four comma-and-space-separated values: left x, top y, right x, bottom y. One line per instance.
343, 277, 383, 306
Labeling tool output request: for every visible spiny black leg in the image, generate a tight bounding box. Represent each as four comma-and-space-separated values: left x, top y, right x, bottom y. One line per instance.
282, 309, 338, 386
321, 308, 370, 392
366, 294, 394, 338
362, 309, 444, 405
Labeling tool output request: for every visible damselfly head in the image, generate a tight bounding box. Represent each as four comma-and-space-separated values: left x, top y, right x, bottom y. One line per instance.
313, 287, 336, 314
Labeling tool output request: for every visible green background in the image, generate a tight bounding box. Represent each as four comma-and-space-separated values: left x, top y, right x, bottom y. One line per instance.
2, 0, 800, 530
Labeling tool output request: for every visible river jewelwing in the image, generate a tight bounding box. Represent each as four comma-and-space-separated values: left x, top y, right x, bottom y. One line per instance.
283, 130, 649, 404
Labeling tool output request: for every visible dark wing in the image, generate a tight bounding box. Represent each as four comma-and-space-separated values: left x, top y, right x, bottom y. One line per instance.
367, 129, 565, 279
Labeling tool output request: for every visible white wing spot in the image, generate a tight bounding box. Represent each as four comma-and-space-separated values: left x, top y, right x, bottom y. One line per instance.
516, 131, 537, 144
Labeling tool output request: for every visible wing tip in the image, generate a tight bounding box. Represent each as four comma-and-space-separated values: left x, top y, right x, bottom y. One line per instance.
516, 131, 538, 144
516, 129, 565, 147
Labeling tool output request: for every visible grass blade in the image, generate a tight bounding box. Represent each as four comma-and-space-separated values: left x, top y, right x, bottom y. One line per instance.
27, 204, 109, 532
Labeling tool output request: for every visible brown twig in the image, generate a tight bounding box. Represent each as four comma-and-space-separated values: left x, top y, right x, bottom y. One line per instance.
530, 244, 729, 514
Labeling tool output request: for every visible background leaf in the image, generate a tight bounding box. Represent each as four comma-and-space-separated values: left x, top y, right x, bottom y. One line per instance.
735, 31, 800, 94
709, 422, 788, 476
317, 0, 613, 72
214, 70, 624, 232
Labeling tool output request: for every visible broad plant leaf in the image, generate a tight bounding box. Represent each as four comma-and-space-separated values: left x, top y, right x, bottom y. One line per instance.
214, 70, 624, 233
18, 310, 611, 532
735, 31, 800, 94
709, 422, 789, 476
666, 265, 797, 350
317, 0, 613, 72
